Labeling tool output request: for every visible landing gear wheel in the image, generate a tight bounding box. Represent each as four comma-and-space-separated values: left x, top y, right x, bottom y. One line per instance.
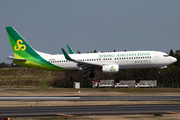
89, 72, 95, 78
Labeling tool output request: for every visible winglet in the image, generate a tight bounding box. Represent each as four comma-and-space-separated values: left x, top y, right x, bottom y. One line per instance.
67, 45, 75, 54
61, 48, 72, 60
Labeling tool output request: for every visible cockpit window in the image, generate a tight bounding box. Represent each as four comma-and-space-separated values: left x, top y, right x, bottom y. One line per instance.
163, 55, 169, 57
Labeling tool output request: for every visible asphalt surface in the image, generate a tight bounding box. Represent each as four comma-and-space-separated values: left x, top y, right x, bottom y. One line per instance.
0, 96, 180, 101
0, 105, 180, 117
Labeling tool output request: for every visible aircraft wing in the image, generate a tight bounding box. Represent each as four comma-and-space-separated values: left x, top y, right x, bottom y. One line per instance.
6, 56, 27, 61
61, 48, 102, 71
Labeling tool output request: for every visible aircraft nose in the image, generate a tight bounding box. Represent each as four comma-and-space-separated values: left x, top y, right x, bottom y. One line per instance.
171, 57, 177, 63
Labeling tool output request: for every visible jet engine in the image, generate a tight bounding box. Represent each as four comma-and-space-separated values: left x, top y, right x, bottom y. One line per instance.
102, 64, 119, 73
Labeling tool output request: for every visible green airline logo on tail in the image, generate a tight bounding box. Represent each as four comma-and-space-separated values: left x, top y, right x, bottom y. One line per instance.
14, 39, 26, 51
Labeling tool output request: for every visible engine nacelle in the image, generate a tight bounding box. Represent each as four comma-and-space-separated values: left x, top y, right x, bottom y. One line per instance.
159, 66, 167, 69
102, 64, 119, 73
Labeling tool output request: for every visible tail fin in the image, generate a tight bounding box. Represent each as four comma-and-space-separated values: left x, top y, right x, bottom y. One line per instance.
6, 26, 66, 71
6, 26, 39, 59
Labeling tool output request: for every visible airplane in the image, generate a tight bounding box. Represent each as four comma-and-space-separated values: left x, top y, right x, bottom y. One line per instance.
6, 26, 177, 78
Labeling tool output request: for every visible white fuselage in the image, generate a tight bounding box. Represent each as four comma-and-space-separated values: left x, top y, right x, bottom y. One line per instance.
37, 50, 177, 71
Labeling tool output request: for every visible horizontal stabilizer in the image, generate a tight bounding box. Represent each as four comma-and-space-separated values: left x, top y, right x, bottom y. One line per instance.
6, 56, 27, 61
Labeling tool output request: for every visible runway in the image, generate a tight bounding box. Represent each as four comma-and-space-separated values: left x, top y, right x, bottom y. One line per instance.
0, 105, 180, 117
0, 96, 180, 101
0, 96, 180, 117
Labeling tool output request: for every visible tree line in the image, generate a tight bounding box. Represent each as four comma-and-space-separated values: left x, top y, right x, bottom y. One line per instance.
0, 62, 22, 68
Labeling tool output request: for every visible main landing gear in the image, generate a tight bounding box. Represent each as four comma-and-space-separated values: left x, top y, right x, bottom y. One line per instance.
89, 72, 95, 78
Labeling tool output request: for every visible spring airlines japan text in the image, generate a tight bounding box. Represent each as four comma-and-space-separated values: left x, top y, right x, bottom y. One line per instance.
99, 53, 151, 58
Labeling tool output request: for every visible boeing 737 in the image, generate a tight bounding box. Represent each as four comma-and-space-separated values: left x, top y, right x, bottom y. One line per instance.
6, 26, 177, 78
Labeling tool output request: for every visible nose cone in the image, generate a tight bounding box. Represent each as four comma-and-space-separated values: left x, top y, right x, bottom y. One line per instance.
171, 57, 177, 63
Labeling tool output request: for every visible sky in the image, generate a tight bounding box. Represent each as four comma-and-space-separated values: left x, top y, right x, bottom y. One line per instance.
1, 0, 180, 63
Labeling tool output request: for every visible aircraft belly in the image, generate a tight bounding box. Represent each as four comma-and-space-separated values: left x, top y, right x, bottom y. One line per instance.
118, 60, 154, 69
57, 63, 78, 70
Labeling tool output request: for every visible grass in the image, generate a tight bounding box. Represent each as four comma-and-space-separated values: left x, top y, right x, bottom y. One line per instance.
9, 114, 180, 120
87, 88, 180, 92
1, 87, 180, 93
1, 100, 180, 108
154, 113, 163, 116
0, 68, 54, 88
